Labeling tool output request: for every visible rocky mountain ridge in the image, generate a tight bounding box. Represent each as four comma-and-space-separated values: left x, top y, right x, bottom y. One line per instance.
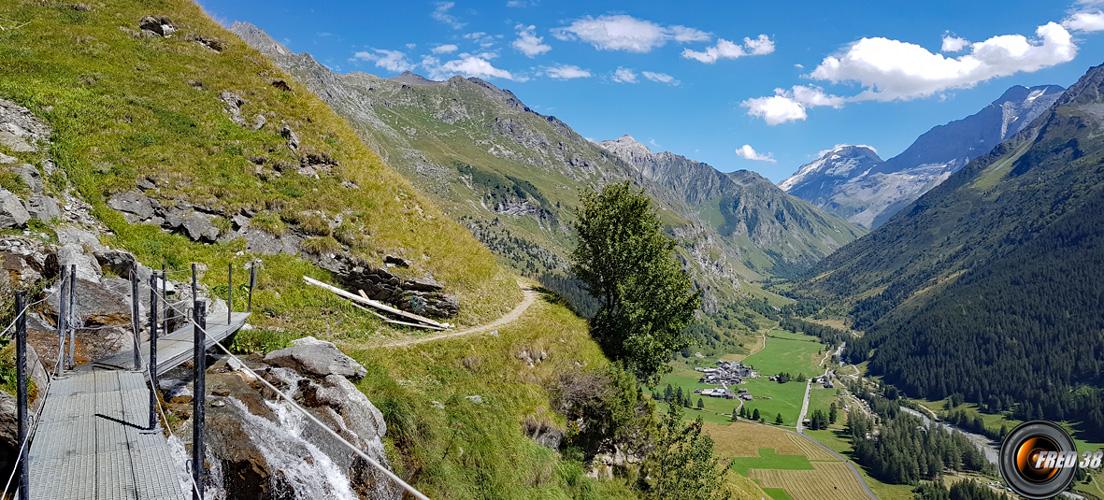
232, 22, 862, 299
780, 84, 1064, 227
805, 63, 1104, 436
598, 135, 865, 276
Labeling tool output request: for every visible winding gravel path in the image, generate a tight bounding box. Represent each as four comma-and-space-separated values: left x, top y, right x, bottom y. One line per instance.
374, 282, 539, 349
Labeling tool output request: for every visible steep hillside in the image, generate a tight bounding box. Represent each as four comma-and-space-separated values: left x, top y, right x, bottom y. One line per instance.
231, 22, 861, 299
0, 1, 688, 497
600, 135, 863, 277
0, 0, 521, 329
781, 85, 1063, 227
805, 63, 1104, 436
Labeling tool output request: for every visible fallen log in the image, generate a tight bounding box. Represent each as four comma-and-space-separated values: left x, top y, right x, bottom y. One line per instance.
302, 275, 452, 329
349, 299, 447, 331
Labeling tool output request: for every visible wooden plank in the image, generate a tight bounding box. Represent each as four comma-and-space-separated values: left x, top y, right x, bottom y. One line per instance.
348, 300, 446, 331
302, 276, 451, 329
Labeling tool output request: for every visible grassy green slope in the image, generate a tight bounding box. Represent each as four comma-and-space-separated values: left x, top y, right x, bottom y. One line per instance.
351, 299, 639, 499
0, 2, 700, 497
0, 0, 519, 328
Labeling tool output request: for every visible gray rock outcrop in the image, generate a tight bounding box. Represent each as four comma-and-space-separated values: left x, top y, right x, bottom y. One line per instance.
138, 15, 175, 37
219, 91, 246, 126
0, 190, 30, 229
263, 336, 367, 380
325, 254, 459, 318
0, 98, 51, 153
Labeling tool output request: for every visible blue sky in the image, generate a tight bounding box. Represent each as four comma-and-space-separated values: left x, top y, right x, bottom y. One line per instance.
198, 1, 1104, 182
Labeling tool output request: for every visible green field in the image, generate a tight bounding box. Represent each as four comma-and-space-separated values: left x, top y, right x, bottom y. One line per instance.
807, 386, 841, 416
658, 365, 744, 424
660, 329, 826, 426
739, 378, 809, 426
730, 448, 814, 475
742, 330, 824, 376
762, 487, 794, 500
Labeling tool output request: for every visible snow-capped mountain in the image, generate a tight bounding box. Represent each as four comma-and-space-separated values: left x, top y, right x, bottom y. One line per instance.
780, 84, 1064, 228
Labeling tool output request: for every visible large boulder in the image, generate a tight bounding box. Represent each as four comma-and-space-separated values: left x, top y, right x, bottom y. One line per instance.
46, 277, 130, 327
54, 226, 105, 282
163, 206, 220, 242
107, 190, 157, 223
0, 190, 29, 229
0, 99, 50, 153
262, 337, 366, 380
138, 15, 175, 37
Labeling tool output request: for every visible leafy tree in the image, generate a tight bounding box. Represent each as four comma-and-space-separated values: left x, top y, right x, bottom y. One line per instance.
775, 413, 784, 425
637, 405, 725, 499
572, 182, 701, 383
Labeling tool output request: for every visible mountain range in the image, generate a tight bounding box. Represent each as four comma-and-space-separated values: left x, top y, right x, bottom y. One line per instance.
805, 64, 1104, 436
780, 84, 1064, 228
230, 22, 862, 310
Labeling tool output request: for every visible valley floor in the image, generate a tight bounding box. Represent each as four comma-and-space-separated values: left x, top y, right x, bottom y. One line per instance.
658, 327, 918, 500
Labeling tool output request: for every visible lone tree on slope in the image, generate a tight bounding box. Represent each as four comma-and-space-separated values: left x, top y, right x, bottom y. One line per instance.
572, 181, 700, 383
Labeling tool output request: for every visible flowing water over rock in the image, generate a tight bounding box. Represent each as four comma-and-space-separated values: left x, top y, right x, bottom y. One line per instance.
224, 397, 358, 499
203, 347, 399, 500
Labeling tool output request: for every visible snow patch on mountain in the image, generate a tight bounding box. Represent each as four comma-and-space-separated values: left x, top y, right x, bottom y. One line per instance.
779, 84, 1064, 228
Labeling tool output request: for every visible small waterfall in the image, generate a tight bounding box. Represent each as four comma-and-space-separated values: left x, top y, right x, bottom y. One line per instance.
167, 434, 202, 498
226, 397, 359, 500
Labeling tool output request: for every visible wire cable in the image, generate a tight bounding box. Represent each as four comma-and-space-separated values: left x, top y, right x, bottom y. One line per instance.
144, 280, 429, 500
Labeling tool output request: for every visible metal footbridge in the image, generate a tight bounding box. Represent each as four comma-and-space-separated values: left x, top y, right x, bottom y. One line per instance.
5, 263, 252, 500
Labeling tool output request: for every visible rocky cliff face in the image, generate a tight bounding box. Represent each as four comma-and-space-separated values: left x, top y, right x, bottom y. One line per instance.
780, 85, 1064, 228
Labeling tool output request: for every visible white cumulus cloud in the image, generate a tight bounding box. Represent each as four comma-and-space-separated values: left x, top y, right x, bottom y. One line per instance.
742, 85, 843, 125
734, 144, 776, 163
612, 67, 637, 83
425, 55, 516, 81
552, 14, 710, 53
682, 34, 775, 63
811, 22, 1075, 102
545, 64, 591, 79
432, 43, 459, 54
513, 24, 551, 57
352, 49, 415, 73
642, 71, 679, 85
941, 34, 969, 52
744, 21, 1079, 124
1064, 9, 1104, 32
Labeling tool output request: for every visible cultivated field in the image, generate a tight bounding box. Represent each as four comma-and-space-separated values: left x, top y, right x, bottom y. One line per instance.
705, 421, 868, 499
749, 462, 870, 500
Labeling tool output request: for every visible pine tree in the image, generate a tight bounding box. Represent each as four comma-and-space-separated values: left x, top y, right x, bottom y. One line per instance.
829, 402, 838, 424
696, 398, 704, 410
664, 384, 674, 402
752, 408, 760, 421
731, 406, 740, 421
775, 413, 784, 425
